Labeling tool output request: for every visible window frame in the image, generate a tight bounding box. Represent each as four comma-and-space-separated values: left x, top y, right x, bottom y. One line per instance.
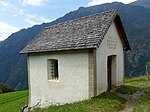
47, 59, 59, 81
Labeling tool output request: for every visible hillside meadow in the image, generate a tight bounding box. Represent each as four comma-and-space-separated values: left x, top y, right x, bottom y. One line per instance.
0, 91, 28, 112
0, 76, 150, 112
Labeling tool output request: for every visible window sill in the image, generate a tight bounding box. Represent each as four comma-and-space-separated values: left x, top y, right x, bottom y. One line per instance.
48, 80, 59, 82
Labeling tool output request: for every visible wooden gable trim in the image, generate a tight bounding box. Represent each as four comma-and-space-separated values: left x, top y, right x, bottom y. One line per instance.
114, 15, 131, 51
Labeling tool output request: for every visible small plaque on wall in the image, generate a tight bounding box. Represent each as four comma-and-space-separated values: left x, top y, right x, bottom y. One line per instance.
107, 37, 117, 49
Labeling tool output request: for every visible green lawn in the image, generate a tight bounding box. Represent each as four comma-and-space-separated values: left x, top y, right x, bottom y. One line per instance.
0, 90, 28, 112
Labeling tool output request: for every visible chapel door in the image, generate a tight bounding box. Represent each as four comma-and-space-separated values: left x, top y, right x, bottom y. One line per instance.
107, 56, 112, 92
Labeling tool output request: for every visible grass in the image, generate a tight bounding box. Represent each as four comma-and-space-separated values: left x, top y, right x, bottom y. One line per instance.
125, 76, 150, 112
32, 92, 126, 112
0, 90, 28, 112
125, 76, 150, 88
133, 88, 150, 112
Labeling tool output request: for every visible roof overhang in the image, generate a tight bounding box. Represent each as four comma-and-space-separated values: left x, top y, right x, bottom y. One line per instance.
114, 15, 131, 51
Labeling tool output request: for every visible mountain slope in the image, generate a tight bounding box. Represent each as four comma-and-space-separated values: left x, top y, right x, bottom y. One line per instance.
130, 0, 150, 9
0, 2, 150, 90
0, 25, 49, 90
0, 41, 2, 46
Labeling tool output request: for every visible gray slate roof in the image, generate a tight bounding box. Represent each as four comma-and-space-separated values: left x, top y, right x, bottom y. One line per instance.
21, 10, 130, 54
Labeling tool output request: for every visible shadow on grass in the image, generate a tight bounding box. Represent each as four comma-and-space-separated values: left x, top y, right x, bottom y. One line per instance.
94, 92, 125, 100
115, 85, 139, 94
94, 92, 126, 106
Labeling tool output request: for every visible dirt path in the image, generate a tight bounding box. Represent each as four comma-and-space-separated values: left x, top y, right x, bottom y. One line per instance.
117, 91, 144, 112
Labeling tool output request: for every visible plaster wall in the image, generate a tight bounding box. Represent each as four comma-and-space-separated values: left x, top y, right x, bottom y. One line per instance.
96, 21, 124, 94
28, 50, 89, 108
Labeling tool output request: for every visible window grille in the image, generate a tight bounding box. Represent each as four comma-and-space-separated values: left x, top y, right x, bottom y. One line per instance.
47, 59, 58, 80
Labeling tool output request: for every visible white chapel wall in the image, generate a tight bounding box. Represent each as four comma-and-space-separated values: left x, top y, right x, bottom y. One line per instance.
28, 50, 89, 107
96, 21, 124, 95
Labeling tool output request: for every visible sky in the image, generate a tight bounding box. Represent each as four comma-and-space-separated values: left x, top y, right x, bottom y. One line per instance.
0, 0, 137, 41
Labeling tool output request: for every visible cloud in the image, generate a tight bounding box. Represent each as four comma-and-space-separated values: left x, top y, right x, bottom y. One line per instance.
0, 1, 16, 11
0, 1, 52, 33
24, 16, 53, 26
0, 1, 51, 26
0, 1, 9, 7
39, 16, 53, 23
24, 19, 39, 26
0, 22, 19, 40
20, 0, 47, 6
88, 0, 137, 6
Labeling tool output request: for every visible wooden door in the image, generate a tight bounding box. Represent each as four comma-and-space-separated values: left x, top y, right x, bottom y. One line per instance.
107, 56, 112, 92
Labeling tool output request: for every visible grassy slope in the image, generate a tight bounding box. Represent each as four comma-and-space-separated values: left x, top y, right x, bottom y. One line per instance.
125, 76, 150, 112
0, 91, 28, 112
32, 92, 125, 112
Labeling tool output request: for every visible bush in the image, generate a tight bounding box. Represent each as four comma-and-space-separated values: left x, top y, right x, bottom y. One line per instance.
0, 84, 15, 93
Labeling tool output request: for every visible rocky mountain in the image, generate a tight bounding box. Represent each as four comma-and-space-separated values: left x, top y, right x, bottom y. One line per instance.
0, 2, 150, 90
130, 0, 150, 9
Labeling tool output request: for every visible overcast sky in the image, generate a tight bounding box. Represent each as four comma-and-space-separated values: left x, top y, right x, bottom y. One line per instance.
0, 0, 137, 41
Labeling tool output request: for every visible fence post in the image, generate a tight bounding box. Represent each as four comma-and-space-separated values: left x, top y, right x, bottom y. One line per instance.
146, 65, 149, 80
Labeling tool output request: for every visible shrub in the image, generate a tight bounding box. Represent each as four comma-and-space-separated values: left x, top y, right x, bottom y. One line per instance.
0, 84, 15, 93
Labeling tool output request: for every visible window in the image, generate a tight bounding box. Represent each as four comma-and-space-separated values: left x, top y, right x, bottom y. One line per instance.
47, 59, 58, 80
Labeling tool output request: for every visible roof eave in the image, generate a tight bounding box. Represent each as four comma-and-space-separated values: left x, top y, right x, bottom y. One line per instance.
20, 47, 97, 54
114, 15, 131, 51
